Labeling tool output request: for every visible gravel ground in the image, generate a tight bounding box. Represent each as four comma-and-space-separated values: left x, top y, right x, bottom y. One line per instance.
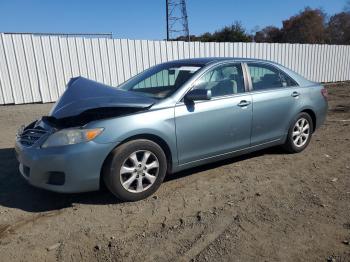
0, 83, 349, 262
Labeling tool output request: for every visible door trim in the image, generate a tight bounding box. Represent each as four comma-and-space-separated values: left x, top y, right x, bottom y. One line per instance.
178, 138, 282, 167
175, 92, 252, 107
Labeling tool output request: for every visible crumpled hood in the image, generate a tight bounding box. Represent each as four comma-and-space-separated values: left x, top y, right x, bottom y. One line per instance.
49, 77, 157, 119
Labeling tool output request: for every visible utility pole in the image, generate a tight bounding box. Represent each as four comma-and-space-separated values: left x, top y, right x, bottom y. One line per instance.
166, 0, 190, 41
166, 0, 170, 41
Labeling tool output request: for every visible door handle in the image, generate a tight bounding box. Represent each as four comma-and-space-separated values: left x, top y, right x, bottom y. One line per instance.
237, 100, 251, 107
291, 91, 300, 98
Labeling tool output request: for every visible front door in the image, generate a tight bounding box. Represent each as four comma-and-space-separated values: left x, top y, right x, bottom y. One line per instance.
175, 63, 252, 165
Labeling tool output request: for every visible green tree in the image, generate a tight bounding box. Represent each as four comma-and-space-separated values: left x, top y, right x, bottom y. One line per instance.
176, 7, 350, 44
194, 32, 213, 42
177, 21, 251, 42
210, 22, 252, 42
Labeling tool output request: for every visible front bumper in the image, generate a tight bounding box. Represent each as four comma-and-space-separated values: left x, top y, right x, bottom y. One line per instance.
15, 140, 117, 193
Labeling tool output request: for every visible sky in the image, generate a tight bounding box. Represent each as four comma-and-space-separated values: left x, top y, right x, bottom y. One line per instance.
0, 0, 347, 40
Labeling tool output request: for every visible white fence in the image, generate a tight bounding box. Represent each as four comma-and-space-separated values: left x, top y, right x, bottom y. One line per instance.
0, 33, 349, 105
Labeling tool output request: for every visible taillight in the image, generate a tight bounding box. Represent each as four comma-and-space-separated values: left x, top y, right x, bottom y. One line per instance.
321, 87, 328, 100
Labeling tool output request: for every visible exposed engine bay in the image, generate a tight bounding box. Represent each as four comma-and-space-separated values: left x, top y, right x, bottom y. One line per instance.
42, 106, 148, 128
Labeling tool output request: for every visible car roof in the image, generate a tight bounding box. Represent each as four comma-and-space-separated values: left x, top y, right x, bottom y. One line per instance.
164, 57, 314, 88
168, 57, 273, 66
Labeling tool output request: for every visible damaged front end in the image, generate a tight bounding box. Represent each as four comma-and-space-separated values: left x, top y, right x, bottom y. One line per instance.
42, 77, 156, 129
42, 106, 149, 129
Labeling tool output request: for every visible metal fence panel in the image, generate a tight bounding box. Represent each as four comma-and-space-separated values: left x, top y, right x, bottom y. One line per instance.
99, 38, 111, 85
76, 38, 88, 79
50, 37, 65, 97
0, 33, 350, 104
67, 37, 80, 82
4, 34, 24, 103
12, 35, 32, 103
0, 34, 13, 104
32, 36, 49, 102
113, 39, 125, 85
177, 41, 184, 59
346, 46, 350, 82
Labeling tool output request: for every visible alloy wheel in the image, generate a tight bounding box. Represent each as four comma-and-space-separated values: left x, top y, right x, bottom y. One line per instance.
292, 117, 310, 148
119, 150, 159, 193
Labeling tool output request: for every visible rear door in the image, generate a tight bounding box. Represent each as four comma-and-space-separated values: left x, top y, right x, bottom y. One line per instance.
246, 62, 301, 145
175, 63, 252, 164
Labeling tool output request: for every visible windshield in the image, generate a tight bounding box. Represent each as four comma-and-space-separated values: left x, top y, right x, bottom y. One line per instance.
119, 62, 203, 99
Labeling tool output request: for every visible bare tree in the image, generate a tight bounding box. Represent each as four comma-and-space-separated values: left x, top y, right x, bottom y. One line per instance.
327, 12, 350, 44
282, 8, 327, 44
345, 0, 350, 12
254, 26, 283, 43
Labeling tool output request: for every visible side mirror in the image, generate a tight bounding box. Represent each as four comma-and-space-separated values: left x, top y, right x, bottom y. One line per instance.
185, 89, 212, 102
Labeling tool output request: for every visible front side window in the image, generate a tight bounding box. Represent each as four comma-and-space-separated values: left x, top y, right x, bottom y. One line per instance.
119, 63, 202, 99
248, 63, 297, 91
192, 64, 245, 97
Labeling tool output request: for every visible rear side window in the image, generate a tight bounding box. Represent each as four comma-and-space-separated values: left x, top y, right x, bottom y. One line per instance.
193, 64, 245, 97
247, 63, 298, 91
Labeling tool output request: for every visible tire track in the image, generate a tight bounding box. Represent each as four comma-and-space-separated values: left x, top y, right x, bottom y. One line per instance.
179, 212, 240, 261
0, 210, 62, 239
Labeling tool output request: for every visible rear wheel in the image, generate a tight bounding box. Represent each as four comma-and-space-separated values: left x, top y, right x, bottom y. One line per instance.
283, 112, 313, 153
103, 139, 167, 201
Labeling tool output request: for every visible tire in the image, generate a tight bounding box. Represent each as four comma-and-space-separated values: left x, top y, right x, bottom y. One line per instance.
283, 112, 314, 153
103, 139, 167, 201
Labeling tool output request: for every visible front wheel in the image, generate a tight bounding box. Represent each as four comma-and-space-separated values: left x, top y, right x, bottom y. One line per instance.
283, 112, 313, 153
103, 139, 167, 201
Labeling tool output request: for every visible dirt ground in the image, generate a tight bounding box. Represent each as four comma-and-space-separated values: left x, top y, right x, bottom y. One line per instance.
0, 83, 349, 262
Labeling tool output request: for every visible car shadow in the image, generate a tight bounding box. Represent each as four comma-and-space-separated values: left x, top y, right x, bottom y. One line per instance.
164, 146, 285, 182
0, 148, 120, 213
0, 146, 285, 213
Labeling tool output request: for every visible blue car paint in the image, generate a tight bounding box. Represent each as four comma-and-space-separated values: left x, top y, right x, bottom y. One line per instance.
174, 93, 252, 164
16, 139, 117, 192
15, 58, 328, 193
